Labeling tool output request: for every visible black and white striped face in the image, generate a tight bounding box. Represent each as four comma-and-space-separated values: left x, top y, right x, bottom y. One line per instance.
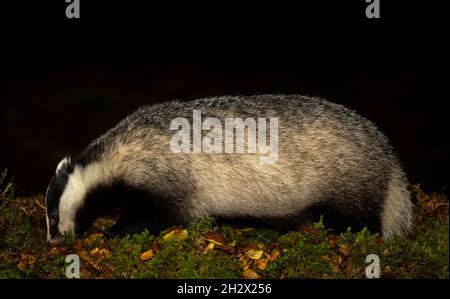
45, 157, 78, 244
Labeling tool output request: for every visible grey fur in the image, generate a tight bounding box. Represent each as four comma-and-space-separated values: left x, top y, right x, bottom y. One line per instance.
46, 94, 413, 241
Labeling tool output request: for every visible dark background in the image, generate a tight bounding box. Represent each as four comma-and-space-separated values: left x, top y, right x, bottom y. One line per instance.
0, 1, 447, 195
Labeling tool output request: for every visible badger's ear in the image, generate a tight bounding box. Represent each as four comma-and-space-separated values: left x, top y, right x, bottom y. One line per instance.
56, 156, 72, 175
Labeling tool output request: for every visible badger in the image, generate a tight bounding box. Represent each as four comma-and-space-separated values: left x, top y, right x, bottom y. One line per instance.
45, 94, 413, 244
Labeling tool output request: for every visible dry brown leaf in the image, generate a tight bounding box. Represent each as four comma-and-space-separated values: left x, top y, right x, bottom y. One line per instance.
301, 226, 321, 235
49, 247, 62, 256
85, 233, 104, 245
98, 248, 111, 257
202, 231, 227, 245
77, 250, 90, 262
269, 249, 281, 261
338, 244, 349, 256
17, 254, 36, 271
327, 235, 339, 246
331, 265, 340, 273
215, 244, 235, 253
320, 255, 330, 262
151, 240, 162, 253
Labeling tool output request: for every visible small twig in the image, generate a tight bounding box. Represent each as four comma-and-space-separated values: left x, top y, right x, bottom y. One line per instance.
34, 198, 46, 211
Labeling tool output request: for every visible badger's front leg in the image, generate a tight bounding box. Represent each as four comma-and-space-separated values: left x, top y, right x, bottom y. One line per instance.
108, 200, 185, 237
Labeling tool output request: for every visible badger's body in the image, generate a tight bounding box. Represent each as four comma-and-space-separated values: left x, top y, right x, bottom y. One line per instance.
45, 94, 413, 243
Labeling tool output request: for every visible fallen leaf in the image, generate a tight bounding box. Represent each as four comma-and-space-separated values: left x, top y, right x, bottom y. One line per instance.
90, 247, 100, 255
339, 244, 349, 256
163, 229, 188, 241
242, 257, 249, 266
246, 249, 263, 260
242, 269, 261, 279
203, 242, 216, 255
215, 244, 235, 253
320, 255, 330, 262
228, 240, 236, 247
49, 247, 62, 256
140, 249, 154, 261
202, 231, 227, 245
301, 226, 321, 235
269, 249, 281, 261
151, 240, 162, 253
17, 254, 36, 271
332, 256, 343, 266
98, 249, 111, 258
327, 235, 339, 246
85, 233, 104, 245
332, 265, 340, 273
257, 258, 269, 270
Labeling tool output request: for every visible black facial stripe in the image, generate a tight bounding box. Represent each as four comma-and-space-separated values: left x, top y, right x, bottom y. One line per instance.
45, 169, 72, 238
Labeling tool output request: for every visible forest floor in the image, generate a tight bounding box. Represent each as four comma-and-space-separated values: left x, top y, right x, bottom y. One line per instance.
0, 169, 448, 279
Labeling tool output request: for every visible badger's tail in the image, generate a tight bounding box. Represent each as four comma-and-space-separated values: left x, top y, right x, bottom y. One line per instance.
381, 168, 414, 240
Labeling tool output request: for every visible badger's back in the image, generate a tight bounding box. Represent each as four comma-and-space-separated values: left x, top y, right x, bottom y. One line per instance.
76, 95, 413, 239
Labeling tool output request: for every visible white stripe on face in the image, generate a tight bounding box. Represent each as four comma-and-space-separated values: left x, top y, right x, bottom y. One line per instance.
46, 214, 50, 241
57, 162, 110, 238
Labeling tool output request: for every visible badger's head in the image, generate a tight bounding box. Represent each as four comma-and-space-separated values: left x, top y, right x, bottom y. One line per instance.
45, 157, 75, 244
45, 157, 108, 244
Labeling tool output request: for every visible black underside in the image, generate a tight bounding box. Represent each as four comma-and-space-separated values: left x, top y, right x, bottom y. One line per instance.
214, 199, 382, 235
76, 181, 383, 238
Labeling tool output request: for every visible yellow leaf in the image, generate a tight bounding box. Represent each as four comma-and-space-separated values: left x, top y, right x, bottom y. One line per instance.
85, 233, 104, 245
242, 269, 261, 279
246, 249, 263, 260
140, 249, 154, 261
90, 248, 100, 255
257, 258, 269, 270
203, 242, 215, 255
163, 229, 188, 241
